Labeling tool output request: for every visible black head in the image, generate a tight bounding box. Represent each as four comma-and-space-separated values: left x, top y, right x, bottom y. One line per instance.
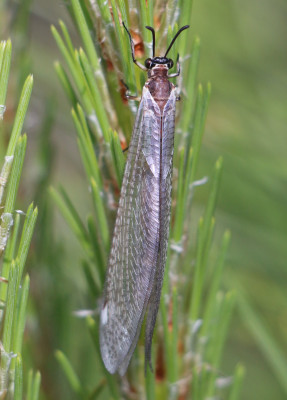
145, 57, 173, 70
144, 25, 189, 70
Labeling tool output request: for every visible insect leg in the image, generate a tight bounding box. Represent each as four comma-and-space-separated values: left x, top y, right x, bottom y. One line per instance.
126, 94, 141, 101
120, 79, 141, 101
167, 53, 181, 78
123, 22, 147, 71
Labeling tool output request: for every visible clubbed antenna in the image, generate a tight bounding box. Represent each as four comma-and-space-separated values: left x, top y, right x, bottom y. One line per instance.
164, 25, 190, 57
145, 26, 155, 57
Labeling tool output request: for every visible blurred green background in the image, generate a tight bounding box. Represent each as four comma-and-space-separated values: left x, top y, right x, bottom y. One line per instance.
1, 0, 287, 399
194, 1, 287, 398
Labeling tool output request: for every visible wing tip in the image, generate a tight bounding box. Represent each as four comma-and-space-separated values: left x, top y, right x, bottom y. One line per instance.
100, 337, 129, 376
100, 317, 130, 376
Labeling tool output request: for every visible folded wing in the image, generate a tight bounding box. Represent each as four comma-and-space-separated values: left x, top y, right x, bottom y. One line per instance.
100, 87, 165, 375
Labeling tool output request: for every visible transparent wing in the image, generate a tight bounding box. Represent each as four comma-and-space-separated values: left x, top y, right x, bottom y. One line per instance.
145, 89, 177, 368
100, 86, 163, 375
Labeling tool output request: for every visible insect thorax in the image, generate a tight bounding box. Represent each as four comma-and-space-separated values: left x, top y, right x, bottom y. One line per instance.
147, 68, 173, 111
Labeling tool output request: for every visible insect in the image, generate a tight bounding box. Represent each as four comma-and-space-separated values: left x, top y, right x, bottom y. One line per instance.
100, 23, 189, 376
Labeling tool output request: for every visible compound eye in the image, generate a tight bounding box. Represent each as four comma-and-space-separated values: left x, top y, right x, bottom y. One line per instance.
145, 58, 153, 69
167, 59, 174, 69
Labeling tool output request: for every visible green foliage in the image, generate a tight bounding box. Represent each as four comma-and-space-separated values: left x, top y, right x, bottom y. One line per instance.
1, 0, 286, 399
237, 291, 287, 394
2, 0, 286, 399
51, 1, 242, 399
0, 40, 39, 399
